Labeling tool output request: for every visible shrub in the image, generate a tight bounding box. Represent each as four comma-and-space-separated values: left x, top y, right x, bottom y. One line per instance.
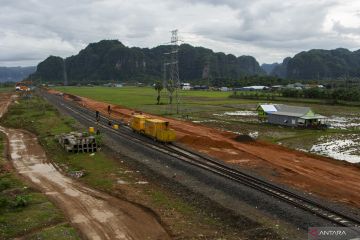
11, 195, 30, 208
0, 178, 11, 192
0, 196, 8, 207
94, 134, 103, 146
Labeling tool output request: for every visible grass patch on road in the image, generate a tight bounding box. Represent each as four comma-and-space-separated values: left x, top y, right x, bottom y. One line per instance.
0, 133, 80, 240
56, 151, 124, 191
27, 223, 80, 240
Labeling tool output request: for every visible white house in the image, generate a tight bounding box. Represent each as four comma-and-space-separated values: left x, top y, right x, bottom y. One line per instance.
181, 83, 191, 90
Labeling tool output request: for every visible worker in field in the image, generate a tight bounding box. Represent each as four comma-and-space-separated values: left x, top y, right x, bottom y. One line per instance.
95, 111, 100, 124
107, 105, 111, 116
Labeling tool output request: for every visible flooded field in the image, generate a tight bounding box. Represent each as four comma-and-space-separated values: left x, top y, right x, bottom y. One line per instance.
327, 115, 360, 130
213, 110, 258, 116
310, 134, 360, 163
192, 109, 360, 164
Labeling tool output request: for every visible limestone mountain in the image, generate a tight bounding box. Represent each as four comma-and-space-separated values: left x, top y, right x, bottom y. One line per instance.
29, 40, 265, 84
270, 48, 360, 80
261, 63, 279, 75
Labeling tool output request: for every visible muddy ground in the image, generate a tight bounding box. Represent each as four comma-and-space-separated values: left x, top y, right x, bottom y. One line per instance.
0, 93, 170, 240
51, 90, 360, 210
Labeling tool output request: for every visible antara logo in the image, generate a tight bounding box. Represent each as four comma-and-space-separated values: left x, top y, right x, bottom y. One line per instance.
319, 230, 347, 236
309, 227, 358, 240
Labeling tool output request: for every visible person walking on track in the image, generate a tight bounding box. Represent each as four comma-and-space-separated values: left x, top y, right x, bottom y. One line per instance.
95, 110, 100, 125
107, 105, 112, 117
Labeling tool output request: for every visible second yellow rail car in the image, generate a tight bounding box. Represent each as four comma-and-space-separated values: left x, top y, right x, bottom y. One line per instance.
130, 115, 176, 143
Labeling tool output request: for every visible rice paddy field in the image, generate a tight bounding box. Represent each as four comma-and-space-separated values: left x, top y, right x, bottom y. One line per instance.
54, 86, 360, 163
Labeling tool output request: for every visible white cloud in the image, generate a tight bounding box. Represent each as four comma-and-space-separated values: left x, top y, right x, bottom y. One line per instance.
0, 0, 360, 66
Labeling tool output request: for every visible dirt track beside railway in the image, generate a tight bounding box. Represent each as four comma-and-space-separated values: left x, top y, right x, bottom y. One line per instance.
0, 93, 170, 240
50, 89, 360, 209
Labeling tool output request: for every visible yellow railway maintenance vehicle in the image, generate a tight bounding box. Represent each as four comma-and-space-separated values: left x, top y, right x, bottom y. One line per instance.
130, 115, 176, 143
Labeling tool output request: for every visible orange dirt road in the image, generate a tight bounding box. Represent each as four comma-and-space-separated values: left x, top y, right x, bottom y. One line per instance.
0, 94, 170, 240
52, 90, 360, 209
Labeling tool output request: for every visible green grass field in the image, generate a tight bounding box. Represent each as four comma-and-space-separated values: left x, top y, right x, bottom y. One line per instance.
55, 86, 240, 116
53, 86, 360, 157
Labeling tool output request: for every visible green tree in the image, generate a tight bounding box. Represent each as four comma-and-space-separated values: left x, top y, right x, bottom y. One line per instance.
154, 80, 163, 105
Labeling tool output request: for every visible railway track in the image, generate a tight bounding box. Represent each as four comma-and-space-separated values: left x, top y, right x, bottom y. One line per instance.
42, 92, 360, 230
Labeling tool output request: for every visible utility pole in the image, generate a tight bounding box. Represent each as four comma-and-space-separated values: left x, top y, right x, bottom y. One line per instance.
164, 29, 181, 114
63, 58, 68, 86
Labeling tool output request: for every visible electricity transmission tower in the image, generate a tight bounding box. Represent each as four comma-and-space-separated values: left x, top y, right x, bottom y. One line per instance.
163, 29, 181, 114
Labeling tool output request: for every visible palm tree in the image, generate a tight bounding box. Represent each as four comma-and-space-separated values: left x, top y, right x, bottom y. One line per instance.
154, 81, 163, 105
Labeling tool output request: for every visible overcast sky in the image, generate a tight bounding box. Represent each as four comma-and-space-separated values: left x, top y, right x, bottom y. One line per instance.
1, 0, 360, 67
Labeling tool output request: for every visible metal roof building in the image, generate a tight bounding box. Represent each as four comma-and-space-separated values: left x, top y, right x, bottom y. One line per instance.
240, 86, 269, 91
257, 104, 327, 128
259, 104, 277, 113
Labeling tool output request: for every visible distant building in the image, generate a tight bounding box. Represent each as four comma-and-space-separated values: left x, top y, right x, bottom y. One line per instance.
304, 84, 325, 89
270, 85, 285, 90
257, 104, 328, 128
240, 86, 269, 91
220, 87, 231, 92
286, 82, 304, 89
103, 83, 123, 87
181, 83, 191, 90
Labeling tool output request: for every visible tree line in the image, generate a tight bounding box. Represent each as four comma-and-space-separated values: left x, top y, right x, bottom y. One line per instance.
281, 88, 360, 102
